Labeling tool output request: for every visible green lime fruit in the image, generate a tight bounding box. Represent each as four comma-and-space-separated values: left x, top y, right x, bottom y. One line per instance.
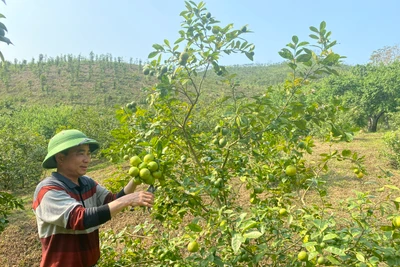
253, 187, 263, 194
130, 155, 142, 166
212, 26, 219, 34
187, 241, 199, 253
221, 128, 229, 135
298, 141, 306, 149
220, 220, 227, 228
133, 177, 142, 185
143, 68, 150, 75
139, 168, 151, 180
317, 256, 326, 264
297, 251, 308, 262
181, 155, 187, 163
160, 66, 168, 74
279, 208, 288, 216
128, 166, 140, 177
214, 125, 221, 133
357, 172, 364, 179
285, 165, 297, 176
147, 161, 158, 172
218, 138, 227, 148
392, 216, 400, 228
152, 171, 162, 179
179, 52, 189, 61
143, 174, 155, 185
143, 153, 155, 163
123, 155, 129, 161
138, 162, 147, 169
178, 59, 187, 66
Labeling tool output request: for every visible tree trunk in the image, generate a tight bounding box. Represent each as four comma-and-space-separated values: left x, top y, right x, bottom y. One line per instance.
368, 111, 385, 132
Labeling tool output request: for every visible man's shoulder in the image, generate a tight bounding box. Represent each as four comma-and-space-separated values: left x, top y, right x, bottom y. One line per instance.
80, 175, 97, 185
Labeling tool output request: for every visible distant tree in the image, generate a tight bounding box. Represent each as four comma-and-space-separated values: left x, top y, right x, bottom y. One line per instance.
314, 62, 400, 132
40, 73, 47, 92
370, 44, 400, 65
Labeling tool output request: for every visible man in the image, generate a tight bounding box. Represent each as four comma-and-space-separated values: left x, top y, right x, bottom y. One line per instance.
32, 129, 154, 267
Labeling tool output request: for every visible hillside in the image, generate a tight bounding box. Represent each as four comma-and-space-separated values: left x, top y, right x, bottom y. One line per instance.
0, 54, 332, 109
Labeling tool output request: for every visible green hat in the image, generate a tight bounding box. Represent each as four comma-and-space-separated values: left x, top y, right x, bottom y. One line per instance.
42, 129, 99, 169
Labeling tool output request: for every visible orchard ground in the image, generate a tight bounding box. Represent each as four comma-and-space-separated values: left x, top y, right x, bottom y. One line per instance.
1, 132, 399, 266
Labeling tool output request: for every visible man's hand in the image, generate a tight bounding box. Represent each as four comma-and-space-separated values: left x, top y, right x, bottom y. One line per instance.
109, 191, 154, 217
128, 191, 154, 208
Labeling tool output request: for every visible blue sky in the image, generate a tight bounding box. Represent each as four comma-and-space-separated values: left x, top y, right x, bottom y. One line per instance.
1, 0, 399, 66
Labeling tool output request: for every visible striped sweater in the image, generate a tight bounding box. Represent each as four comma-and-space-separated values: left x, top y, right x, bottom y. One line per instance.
32, 172, 125, 267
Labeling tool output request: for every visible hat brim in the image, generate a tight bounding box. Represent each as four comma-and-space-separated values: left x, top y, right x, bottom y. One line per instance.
42, 137, 99, 169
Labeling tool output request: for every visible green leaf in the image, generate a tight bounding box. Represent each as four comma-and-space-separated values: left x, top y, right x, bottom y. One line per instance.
326, 40, 337, 50
296, 53, 312, 63
0, 35, 12, 45
320, 21, 326, 31
288, 62, 297, 70
0, 13, 5, 19
152, 44, 164, 51
356, 252, 365, 262
298, 41, 309, 47
231, 233, 243, 254
241, 220, 257, 232
187, 223, 202, 232
293, 120, 307, 130
244, 51, 254, 61
326, 255, 341, 265
292, 35, 299, 44
0, 51, 4, 62
243, 231, 262, 239
0, 21, 7, 32
303, 241, 318, 247
341, 149, 351, 157
384, 185, 400, 190
325, 246, 346, 256
174, 37, 185, 44
148, 51, 159, 59
163, 39, 170, 47
309, 26, 319, 33
278, 48, 294, 60
309, 34, 319, 40
322, 233, 338, 241
287, 43, 295, 49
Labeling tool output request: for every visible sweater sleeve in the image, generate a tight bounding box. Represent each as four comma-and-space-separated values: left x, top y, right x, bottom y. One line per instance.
67, 205, 111, 230
33, 186, 81, 228
95, 183, 125, 205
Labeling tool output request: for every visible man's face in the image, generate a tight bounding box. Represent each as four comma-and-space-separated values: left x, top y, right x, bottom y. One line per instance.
57, 144, 91, 179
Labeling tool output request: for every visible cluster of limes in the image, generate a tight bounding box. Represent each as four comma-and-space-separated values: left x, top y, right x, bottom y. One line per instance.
298, 250, 327, 264
211, 125, 228, 148
353, 168, 364, 179
127, 153, 163, 186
